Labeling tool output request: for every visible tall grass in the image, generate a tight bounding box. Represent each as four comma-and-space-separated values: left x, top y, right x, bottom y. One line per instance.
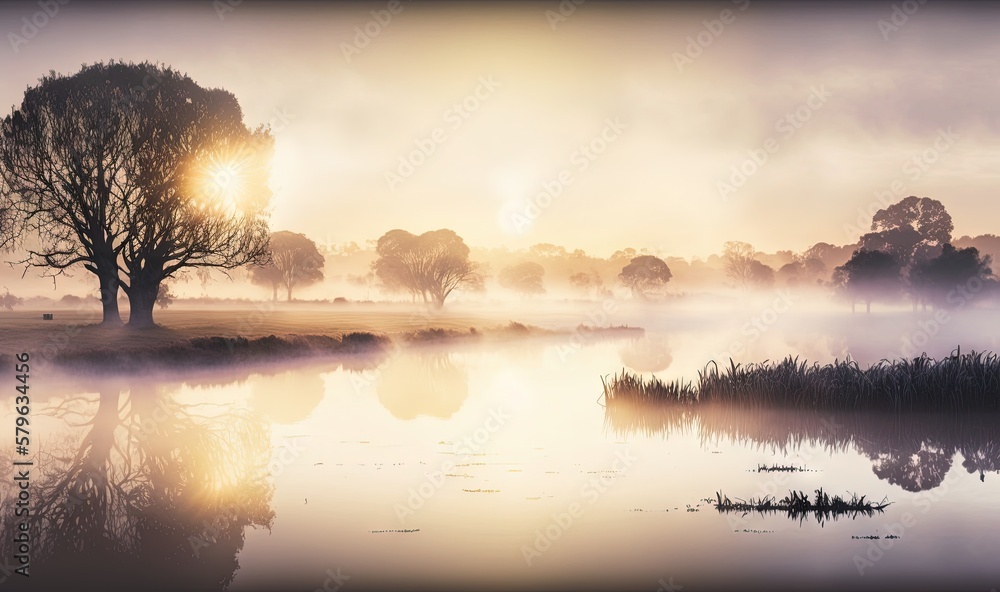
602, 350, 1000, 411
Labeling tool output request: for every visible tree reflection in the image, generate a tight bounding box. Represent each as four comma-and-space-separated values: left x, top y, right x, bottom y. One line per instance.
618, 335, 673, 373
377, 349, 468, 419
0, 380, 274, 591
605, 402, 1000, 493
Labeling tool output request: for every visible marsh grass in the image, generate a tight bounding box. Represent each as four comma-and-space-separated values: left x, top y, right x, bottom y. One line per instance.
714, 488, 890, 524
602, 350, 1000, 411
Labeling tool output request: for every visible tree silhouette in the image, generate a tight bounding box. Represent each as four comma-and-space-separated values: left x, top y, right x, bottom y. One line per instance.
569, 271, 602, 297
860, 196, 954, 295
748, 260, 776, 288
498, 261, 545, 297
0, 63, 142, 323
910, 243, 993, 309
372, 229, 483, 308
250, 231, 325, 301
119, 65, 272, 327
0, 62, 273, 328
618, 255, 672, 300
833, 249, 901, 313
722, 241, 757, 290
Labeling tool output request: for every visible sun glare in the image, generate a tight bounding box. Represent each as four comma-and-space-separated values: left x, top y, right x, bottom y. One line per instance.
187, 143, 262, 213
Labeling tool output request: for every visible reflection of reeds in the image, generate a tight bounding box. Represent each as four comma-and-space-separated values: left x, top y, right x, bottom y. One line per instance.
604, 350, 1000, 412
714, 488, 890, 524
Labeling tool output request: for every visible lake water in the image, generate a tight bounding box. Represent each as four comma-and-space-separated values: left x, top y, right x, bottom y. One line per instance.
2, 324, 999, 591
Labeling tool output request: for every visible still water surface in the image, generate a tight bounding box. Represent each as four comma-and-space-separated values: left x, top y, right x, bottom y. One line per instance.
2, 333, 998, 591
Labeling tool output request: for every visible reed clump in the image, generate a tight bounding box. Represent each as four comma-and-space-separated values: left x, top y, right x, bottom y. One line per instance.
602, 350, 1000, 411
714, 488, 890, 524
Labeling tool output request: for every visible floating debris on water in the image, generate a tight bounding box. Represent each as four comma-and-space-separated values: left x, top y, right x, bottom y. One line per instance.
370, 529, 420, 534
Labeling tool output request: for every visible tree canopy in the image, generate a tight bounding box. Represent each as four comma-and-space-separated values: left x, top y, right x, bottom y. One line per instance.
910, 243, 993, 309
372, 229, 483, 307
250, 231, 325, 301
833, 249, 902, 313
0, 61, 273, 327
498, 261, 545, 296
618, 255, 672, 299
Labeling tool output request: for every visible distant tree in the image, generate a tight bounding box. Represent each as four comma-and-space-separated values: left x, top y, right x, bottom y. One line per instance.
569, 271, 602, 297
0, 288, 21, 311
910, 244, 993, 309
610, 247, 638, 263
155, 283, 175, 309
372, 229, 483, 308
722, 241, 757, 290
748, 260, 775, 288
778, 254, 826, 286
861, 196, 953, 264
250, 231, 325, 301
529, 243, 567, 258
833, 249, 902, 313
619, 255, 672, 300
346, 271, 376, 300
498, 262, 545, 297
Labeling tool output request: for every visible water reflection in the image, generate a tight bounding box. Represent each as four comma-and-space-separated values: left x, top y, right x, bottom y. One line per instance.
249, 370, 326, 424
0, 381, 274, 591
618, 335, 673, 373
376, 349, 469, 419
605, 401, 1000, 492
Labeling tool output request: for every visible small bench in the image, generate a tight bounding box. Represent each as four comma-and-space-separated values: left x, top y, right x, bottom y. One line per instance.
42, 313, 53, 320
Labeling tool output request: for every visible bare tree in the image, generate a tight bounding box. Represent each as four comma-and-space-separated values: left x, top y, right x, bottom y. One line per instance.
373, 229, 483, 308
722, 241, 756, 290
118, 66, 273, 326
0, 63, 142, 323
0, 62, 273, 327
250, 231, 325, 301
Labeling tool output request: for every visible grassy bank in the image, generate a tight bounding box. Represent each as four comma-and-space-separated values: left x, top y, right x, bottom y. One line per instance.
601, 350, 1000, 411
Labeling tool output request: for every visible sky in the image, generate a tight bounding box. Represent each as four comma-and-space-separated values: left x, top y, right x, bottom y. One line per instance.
1, 0, 999, 260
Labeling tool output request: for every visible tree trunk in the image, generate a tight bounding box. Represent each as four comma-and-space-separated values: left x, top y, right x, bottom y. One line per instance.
272, 284, 278, 302
286, 284, 293, 302
98, 272, 123, 325
127, 281, 159, 328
